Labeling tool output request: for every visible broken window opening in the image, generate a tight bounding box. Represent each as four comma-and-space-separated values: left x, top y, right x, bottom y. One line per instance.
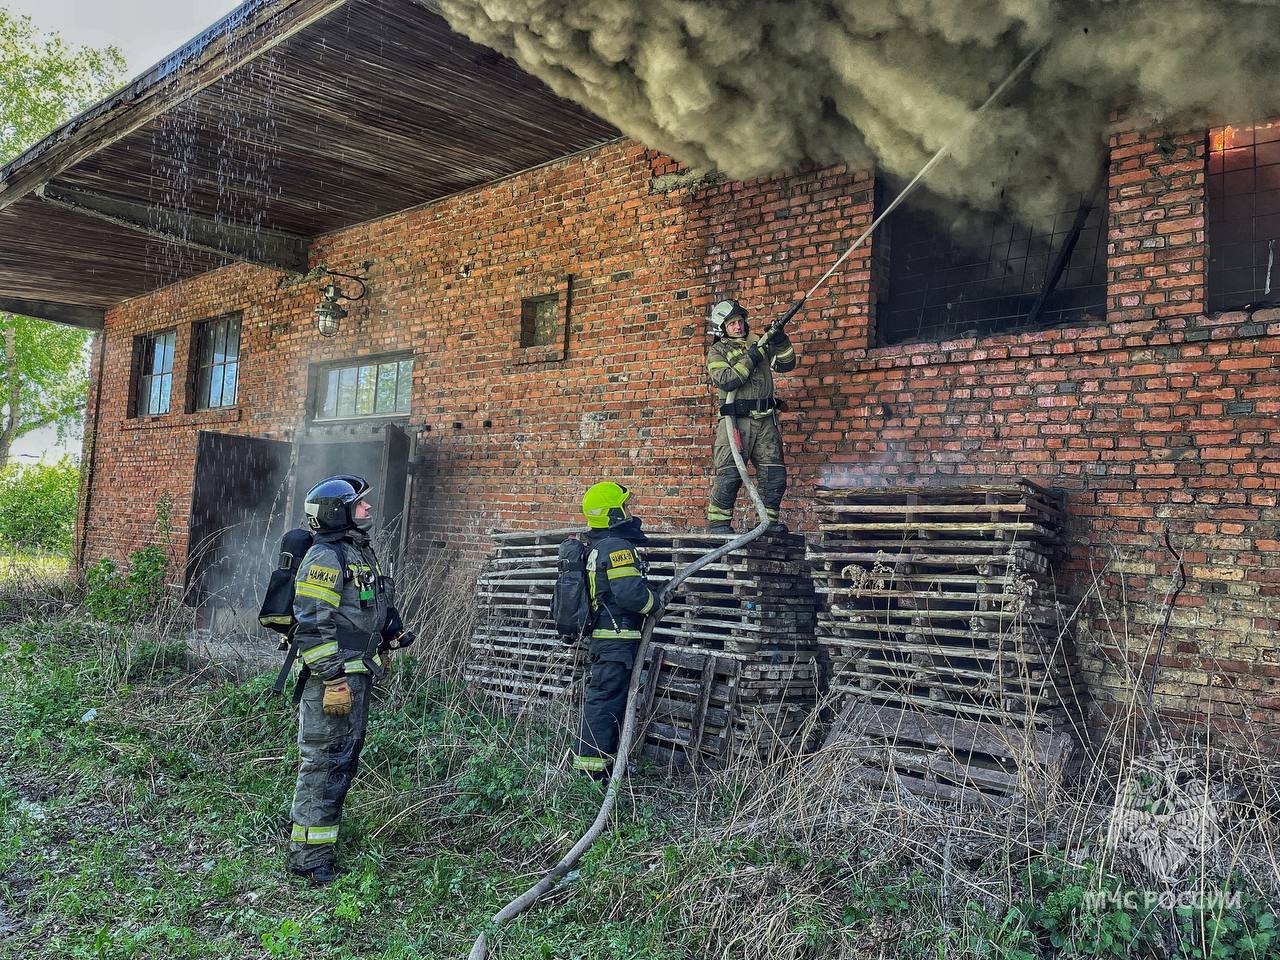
519, 294, 560, 348
1207, 120, 1280, 311
313, 355, 413, 421
135, 329, 176, 417
192, 313, 242, 411
875, 178, 1109, 346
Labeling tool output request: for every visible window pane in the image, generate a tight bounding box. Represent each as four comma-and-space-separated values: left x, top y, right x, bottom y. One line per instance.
208, 364, 224, 409
159, 373, 172, 413
197, 365, 212, 409
222, 362, 238, 405
147, 376, 161, 415
226, 316, 241, 362
375, 362, 398, 413
396, 360, 412, 412
160, 332, 175, 374
320, 370, 338, 419
337, 367, 358, 416
212, 320, 227, 367
355, 364, 376, 415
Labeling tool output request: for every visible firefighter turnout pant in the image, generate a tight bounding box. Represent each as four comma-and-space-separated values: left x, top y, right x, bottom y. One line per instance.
575, 638, 638, 776
288, 672, 372, 871
707, 414, 787, 525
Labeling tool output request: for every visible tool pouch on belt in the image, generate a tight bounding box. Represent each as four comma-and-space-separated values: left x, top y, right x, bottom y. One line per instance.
718, 397, 782, 417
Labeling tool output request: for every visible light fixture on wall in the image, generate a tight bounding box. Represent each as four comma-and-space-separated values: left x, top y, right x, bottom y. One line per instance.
314, 267, 369, 338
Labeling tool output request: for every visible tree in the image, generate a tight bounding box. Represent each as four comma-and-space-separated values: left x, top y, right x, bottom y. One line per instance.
0, 9, 125, 467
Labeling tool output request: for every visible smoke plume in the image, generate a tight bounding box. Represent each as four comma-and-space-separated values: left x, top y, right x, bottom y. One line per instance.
435, 0, 1280, 220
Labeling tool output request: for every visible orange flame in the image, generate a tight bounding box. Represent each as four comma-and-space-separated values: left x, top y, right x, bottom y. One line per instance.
1210, 120, 1280, 154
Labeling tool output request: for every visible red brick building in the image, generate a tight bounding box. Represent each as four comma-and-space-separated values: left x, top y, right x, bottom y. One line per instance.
0, 0, 1275, 739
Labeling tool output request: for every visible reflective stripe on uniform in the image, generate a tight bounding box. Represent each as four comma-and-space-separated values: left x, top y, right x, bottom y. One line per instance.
606, 565, 642, 580
291, 822, 339, 844
343, 658, 370, 674
259, 614, 293, 626
773, 345, 795, 361
639, 592, 655, 615
591, 628, 642, 640
296, 582, 341, 607
708, 360, 732, 372
731, 362, 751, 379
573, 755, 608, 772
708, 504, 733, 521
301, 641, 339, 665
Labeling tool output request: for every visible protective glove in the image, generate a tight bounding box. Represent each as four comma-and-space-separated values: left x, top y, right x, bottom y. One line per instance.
322, 678, 353, 716
745, 344, 764, 365
380, 651, 392, 673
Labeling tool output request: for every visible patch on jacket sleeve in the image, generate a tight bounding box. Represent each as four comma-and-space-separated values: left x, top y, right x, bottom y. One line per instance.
608, 549, 636, 566
304, 565, 340, 589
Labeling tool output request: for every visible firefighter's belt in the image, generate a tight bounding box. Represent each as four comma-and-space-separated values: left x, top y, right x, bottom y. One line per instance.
719, 397, 781, 416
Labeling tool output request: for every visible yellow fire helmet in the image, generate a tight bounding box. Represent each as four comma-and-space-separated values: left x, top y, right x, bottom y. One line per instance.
582, 481, 631, 529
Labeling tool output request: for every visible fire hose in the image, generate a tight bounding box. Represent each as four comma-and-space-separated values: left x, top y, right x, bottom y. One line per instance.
467, 40, 1048, 960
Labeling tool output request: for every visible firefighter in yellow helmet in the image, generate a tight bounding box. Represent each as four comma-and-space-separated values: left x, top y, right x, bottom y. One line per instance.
574, 481, 660, 777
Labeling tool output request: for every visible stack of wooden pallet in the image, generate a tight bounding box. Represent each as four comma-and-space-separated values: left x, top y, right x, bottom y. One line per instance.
468, 528, 823, 766
808, 481, 1086, 803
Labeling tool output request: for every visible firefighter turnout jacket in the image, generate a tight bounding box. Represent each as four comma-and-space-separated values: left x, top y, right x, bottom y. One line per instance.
292, 530, 389, 681
584, 528, 656, 641
707, 333, 797, 414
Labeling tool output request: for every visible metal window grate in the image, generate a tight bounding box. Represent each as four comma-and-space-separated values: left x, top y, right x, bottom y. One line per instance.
136, 330, 176, 416
877, 185, 1108, 346
1207, 121, 1280, 311
315, 356, 413, 421
194, 314, 241, 410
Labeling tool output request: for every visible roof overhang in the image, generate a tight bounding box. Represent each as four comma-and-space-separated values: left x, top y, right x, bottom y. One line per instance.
0, 0, 618, 328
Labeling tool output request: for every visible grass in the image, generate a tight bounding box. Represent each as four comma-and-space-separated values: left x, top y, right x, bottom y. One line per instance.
1, 579, 1278, 959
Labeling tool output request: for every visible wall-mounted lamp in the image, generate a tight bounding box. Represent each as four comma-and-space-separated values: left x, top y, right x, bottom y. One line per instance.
314, 267, 369, 338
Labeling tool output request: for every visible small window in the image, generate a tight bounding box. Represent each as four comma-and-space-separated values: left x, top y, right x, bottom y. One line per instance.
1207, 121, 1280, 311
314, 356, 412, 421
520, 295, 559, 348
193, 314, 241, 410
876, 180, 1108, 345
135, 330, 176, 417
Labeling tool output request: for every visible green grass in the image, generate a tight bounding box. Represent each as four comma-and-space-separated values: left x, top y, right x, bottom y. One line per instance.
1, 612, 1276, 960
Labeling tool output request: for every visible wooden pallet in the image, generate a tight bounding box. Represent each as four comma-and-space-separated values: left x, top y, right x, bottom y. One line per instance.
469, 528, 823, 766
811, 482, 1087, 801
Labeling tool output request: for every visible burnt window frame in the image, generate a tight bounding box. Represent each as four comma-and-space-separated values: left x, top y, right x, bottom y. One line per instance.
132, 328, 177, 418
190, 312, 243, 412
514, 275, 572, 363
873, 168, 1110, 347
1206, 120, 1280, 312
309, 353, 414, 423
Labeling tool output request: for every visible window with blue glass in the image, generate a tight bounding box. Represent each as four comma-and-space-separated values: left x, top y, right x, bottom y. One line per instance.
134, 329, 176, 417
193, 313, 241, 410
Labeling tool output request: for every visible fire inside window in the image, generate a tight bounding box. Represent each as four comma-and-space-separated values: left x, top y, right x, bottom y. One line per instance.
877, 184, 1109, 346
520, 294, 560, 348
314, 357, 412, 421
193, 314, 241, 410
135, 330, 176, 416
1207, 121, 1280, 310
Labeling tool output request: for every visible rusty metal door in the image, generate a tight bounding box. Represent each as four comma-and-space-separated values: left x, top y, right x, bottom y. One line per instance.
185, 431, 293, 607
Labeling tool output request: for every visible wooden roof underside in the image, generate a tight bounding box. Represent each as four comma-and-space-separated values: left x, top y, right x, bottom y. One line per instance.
0, 0, 617, 328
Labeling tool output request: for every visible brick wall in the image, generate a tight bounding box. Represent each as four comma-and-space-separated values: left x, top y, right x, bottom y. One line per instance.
76, 127, 1280, 742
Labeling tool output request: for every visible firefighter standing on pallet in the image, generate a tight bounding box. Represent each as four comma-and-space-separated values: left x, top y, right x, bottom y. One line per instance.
285, 474, 413, 885
574, 481, 660, 778
706, 299, 798, 532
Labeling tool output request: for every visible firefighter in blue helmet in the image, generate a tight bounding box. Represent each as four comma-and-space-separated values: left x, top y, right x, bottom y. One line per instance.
286, 474, 396, 885
574, 481, 660, 778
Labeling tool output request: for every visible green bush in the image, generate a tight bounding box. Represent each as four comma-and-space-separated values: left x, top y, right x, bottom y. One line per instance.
0, 458, 79, 553
83, 545, 169, 622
